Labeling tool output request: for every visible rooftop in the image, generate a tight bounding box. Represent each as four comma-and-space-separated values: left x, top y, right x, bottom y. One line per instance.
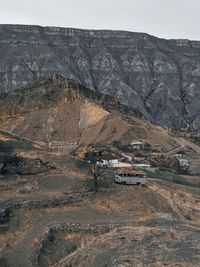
116, 168, 146, 176
131, 141, 144, 145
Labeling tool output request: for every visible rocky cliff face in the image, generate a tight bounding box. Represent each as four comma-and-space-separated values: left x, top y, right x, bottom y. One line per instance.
0, 25, 200, 132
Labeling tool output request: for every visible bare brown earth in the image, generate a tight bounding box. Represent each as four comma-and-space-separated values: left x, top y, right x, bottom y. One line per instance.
0, 138, 200, 267
0, 74, 190, 151
0, 76, 200, 266
54, 226, 200, 267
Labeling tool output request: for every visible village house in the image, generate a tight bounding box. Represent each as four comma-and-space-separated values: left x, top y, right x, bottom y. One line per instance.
98, 153, 132, 168
178, 158, 189, 167
130, 141, 144, 150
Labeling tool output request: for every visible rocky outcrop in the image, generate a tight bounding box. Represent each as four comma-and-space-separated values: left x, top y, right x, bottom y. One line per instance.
0, 25, 200, 132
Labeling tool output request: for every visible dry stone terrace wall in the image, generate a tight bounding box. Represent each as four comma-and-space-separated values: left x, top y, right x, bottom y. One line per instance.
0, 192, 93, 221
0, 25, 200, 132
34, 219, 199, 266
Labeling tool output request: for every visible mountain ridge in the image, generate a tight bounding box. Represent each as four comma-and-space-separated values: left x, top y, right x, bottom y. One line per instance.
0, 24, 200, 132
0, 75, 132, 145
0, 75, 183, 151
1, 24, 200, 44
0, 74, 141, 118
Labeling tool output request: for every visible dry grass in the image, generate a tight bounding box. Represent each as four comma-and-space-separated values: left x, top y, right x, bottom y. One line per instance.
0, 226, 30, 249
32, 238, 40, 250
150, 182, 200, 223
52, 225, 200, 267
93, 198, 122, 212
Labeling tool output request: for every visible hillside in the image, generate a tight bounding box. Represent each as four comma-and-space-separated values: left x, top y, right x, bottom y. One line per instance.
0, 25, 200, 132
0, 75, 200, 266
55, 225, 200, 267
0, 74, 176, 150
0, 74, 131, 145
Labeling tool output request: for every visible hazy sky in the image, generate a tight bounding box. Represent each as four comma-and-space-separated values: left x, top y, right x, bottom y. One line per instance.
0, 0, 200, 40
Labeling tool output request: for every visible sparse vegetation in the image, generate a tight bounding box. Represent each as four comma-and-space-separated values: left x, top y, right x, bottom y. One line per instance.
0, 75, 199, 267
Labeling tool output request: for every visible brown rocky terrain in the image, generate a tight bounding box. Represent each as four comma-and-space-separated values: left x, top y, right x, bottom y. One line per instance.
54, 225, 200, 267
0, 75, 200, 266
0, 74, 196, 151
0, 74, 132, 146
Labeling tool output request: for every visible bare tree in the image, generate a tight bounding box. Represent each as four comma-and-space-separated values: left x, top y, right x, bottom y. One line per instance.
82, 151, 107, 193
86, 161, 107, 193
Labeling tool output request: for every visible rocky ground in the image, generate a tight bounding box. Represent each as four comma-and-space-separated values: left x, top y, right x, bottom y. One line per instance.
0, 140, 200, 266
54, 224, 200, 267
0, 75, 198, 153
0, 75, 200, 266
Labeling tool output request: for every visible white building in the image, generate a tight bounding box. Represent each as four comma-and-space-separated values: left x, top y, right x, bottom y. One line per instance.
179, 159, 189, 167
98, 159, 132, 168
130, 141, 144, 150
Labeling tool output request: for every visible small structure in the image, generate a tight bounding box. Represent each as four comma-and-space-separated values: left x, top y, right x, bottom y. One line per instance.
111, 162, 132, 168
130, 141, 144, 150
98, 152, 134, 168
132, 163, 151, 169
121, 153, 132, 162
134, 156, 146, 162
98, 153, 120, 167
76, 146, 102, 160
179, 158, 189, 167
114, 169, 147, 186
177, 158, 190, 174
98, 158, 133, 168
174, 151, 186, 158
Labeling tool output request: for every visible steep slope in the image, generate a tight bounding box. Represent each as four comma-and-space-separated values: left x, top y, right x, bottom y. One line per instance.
54, 225, 200, 267
0, 75, 131, 145
0, 74, 198, 152
0, 78, 200, 267
0, 25, 200, 132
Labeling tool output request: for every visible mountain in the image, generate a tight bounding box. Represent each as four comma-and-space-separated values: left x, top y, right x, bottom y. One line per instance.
0, 74, 132, 145
0, 25, 200, 132
0, 77, 200, 267
0, 74, 190, 154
